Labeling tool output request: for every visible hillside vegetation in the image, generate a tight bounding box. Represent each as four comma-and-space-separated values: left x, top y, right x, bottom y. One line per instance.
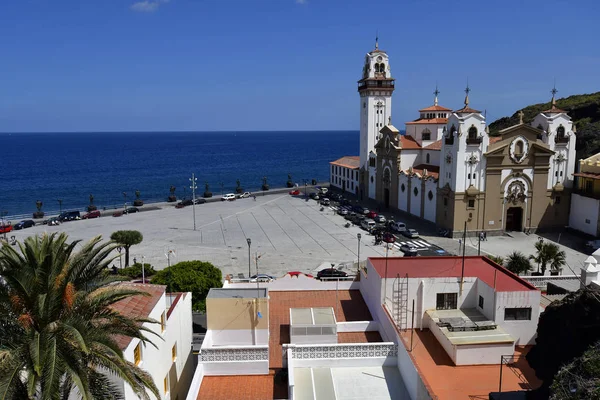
488, 92, 600, 160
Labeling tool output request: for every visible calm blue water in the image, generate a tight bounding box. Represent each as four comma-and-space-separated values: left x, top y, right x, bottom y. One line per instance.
1, 131, 358, 217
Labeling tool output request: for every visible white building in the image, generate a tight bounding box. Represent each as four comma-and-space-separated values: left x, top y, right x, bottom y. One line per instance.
569, 151, 600, 237
330, 156, 359, 194
185, 257, 542, 400
112, 283, 194, 400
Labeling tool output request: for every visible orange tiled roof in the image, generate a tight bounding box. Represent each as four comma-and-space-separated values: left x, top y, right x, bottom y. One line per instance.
454, 106, 481, 114
409, 164, 439, 180
398, 328, 541, 399
543, 105, 566, 114
405, 118, 448, 125
399, 135, 421, 149
489, 136, 502, 144
418, 104, 452, 112
110, 283, 165, 349
423, 139, 442, 150
330, 156, 360, 169
574, 172, 600, 179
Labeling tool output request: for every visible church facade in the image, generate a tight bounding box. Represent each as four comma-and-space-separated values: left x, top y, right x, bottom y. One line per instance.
329, 43, 577, 237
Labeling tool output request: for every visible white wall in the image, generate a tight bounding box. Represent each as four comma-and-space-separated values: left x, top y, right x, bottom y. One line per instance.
454, 343, 514, 365
569, 194, 599, 236
336, 321, 379, 332
122, 291, 193, 400
423, 179, 437, 223
369, 166, 377, 200
224, 275, 360, 291
209, 328, 269, 346
398, 174, 409, 212
400, 150, 419, 171
494, 290, 540, 345
409, 179, 422, 217
475, 280, 496, 321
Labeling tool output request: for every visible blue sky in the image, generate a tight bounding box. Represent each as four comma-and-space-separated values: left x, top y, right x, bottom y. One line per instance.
1, 0, 599, 132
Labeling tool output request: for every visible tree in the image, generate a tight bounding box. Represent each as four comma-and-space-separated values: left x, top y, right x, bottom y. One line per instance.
530, 241, 566, 275
504, 251, 532, 275
550, 341, 600, 400
487, 255, 504, 266
526, 286, 600, 398
110, 230, 143, 267
0, 233, 159, 399
151, 260, 223, 312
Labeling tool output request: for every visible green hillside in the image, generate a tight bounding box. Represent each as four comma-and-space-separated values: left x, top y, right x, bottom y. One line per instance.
488, 92, 600, 160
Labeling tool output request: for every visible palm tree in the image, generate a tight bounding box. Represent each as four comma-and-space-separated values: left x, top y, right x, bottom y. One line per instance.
504, 251, 533, 275
530, 240, 548, 275
546, 243, 567, 275
0, 233, 159, 399
487, 255, 504, 266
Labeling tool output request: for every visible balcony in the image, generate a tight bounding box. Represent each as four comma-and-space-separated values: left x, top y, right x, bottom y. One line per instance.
466, 135, 483, 145
357, 80, 395, 92
555, 135, 569, 144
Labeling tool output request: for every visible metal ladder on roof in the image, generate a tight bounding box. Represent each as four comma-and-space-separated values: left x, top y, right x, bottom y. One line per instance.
392, 273, 409, 330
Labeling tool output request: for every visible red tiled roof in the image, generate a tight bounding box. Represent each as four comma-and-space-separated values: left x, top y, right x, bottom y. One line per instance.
409, 164, 439, 180
406, 118, 448, 125
399, 135, 421, 149
423, 139, 442, 150
369, 256, 537, 292
110, 283, 166, 349
454, 106, 481, 114
330, 156, 360, 169
543, 105, 566, 114
489, 136, 502, 144
418, 104, 452, 112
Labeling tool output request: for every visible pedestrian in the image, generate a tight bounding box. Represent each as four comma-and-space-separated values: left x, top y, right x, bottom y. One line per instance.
483, 231, 487, 241
479, 232, 484, 242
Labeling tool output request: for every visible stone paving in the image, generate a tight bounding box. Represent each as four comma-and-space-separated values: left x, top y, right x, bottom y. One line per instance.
7, 189, 590, 278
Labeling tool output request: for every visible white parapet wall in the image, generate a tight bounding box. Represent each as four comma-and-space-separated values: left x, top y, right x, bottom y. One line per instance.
185, 361, 204, 400
224, 274, 360, 292
200, 345, 269, 375
285, 343, 398, 368
336, 321, 379, 332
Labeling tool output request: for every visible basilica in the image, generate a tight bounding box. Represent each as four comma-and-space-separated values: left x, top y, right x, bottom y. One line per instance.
330, 42, 577, 237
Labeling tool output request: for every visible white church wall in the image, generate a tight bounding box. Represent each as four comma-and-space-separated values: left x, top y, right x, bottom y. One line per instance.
398, 175, 408, 212
368, 167, 376, 200
400, 150, 419, 171
409, 178, 422, 217
569, 194, 599, 237
424, 180, 437, 223
426, 150, 441, 166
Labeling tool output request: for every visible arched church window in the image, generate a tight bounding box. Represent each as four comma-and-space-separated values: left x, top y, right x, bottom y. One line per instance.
557, 126, 565, 138
426, 153, 430, 163
413, 187, 419, 197
422, 129, 431, 141
515, 141, 524, 158
468, 126, 478, 139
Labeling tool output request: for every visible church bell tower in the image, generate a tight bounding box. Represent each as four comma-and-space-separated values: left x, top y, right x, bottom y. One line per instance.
358, 38, 395, 199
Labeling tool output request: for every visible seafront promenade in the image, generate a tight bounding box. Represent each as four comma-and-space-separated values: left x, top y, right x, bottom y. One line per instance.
6, 188, 388, 278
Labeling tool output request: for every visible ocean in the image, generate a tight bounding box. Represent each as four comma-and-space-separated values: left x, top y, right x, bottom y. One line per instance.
0, 131, 358, 218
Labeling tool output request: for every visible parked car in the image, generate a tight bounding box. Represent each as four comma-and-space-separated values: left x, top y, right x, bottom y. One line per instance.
374, 215, 386, 223
344, 212, 356, 220
221, 193, 236, 201
318, 187, 328, 195
176, 199, 193, 208
360, 219, 376, 231
382, 232, 396, 243
320, 198, 330, 206
0, 220, 13, 233
585, 239, 600, 249
390, 221, 407, 233
46, 217, 60, 226
250, 274, 275, 283
123, 207, 139, 214
309, 192, 320, 200
289, 190, 301, 196
58, 211, 81, 222
402, 228, 420, 238
330, 193, 342, 202
340, 199, 352, 207
82, 210, 101, 219
361, 208, 370, 215
352, 214, 366, 225
237, 192, 251, 199
14, 220, 35, 230
352, 205, 364, 214
367, 211, 378, 219
317, 268, 348, 280
194, 198, 207, 204
400, 244, 418, 256
338, 208, 349, 216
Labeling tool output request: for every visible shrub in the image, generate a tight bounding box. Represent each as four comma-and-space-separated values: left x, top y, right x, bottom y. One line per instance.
117, 263, 156, 279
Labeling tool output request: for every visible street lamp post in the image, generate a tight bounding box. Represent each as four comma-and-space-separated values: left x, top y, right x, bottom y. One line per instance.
384, 243, 389, 304
122, 192, 127, 212
57, 199, 63, 214
190, 173, 198, 231
357, 233, 362, 274
246, 238, 252, 278
303, 179, 308, 197
116, 246, 122, 268
141, 255, 145, 283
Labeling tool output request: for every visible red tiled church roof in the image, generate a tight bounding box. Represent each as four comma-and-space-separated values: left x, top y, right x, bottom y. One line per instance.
400, 135, 421, 149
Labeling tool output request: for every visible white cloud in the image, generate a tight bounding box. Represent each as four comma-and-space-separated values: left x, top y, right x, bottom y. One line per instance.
296, 0, 307, 4
130, 0, 169, 13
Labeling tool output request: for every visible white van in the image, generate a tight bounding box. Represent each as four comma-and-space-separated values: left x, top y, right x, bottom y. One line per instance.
360, 219, 376, 231
221, 193, 236, 201
319, 187, 328, 195
391, 221, 406, 233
